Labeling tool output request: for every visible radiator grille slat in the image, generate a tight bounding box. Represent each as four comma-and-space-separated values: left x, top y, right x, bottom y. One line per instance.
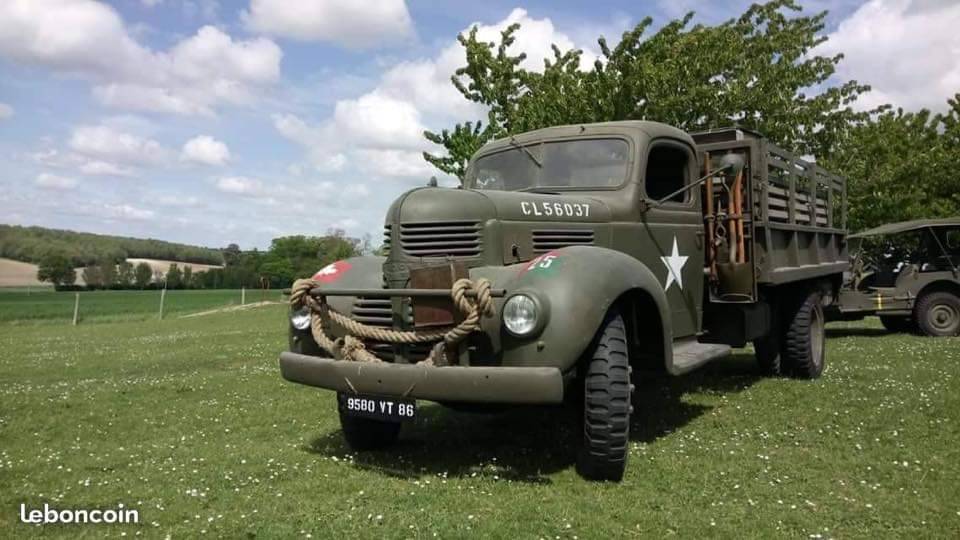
400, 221, 482, 258
532, 229, 595, 253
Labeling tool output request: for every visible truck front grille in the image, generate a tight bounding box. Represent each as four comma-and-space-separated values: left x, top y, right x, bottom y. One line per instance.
532, 229, 595, 253
382, 225, 391, 256
399, 221, 482, 258
350, 297, 429, 362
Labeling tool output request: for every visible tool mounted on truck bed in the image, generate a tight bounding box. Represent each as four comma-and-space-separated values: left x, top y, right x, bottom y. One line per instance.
280, 121, 848, 481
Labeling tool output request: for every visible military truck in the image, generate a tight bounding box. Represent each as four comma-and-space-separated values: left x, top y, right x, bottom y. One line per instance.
827, 217, 960, 336
280, 122, 848, 481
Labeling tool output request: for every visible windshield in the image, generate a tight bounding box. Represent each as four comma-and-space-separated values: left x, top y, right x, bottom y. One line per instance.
469, 138, 629, 191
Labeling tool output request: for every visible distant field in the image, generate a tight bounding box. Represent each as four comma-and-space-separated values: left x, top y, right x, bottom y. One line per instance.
0, 257, 224, 288
0, 289, 280, 324
0, 258, 48, 287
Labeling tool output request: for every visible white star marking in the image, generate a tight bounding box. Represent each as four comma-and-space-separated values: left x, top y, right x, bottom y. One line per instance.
317, 264, 338, 276
660, 237, 689, 292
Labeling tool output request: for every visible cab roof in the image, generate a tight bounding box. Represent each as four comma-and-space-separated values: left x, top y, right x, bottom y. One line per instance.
850, 217, 960, 238
476, 120, 695, 156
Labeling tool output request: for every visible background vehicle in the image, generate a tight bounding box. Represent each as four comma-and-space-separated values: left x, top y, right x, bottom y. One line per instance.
280, 122, 848, 481
828, 218, 960, 336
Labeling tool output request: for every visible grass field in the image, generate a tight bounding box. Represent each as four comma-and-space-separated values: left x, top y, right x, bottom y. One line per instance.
0, 289, 281, 324
0, 306, 958, 538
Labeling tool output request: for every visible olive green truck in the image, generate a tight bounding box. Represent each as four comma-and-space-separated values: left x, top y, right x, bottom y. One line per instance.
280, 121, 848, 480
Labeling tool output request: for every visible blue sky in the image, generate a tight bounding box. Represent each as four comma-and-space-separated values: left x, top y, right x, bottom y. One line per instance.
1, 0, 957, 250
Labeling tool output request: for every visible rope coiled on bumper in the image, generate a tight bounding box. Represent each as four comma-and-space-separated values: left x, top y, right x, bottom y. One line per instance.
290, 278, 494, 366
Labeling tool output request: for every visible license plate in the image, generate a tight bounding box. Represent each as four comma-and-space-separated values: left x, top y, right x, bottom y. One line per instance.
338, 393, 416, 422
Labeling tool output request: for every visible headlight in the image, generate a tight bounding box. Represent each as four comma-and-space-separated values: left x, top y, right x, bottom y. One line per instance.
290, 307, 311, 330
502, 294, 538, 336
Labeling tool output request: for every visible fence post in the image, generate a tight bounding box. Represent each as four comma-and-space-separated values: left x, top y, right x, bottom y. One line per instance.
72, 293, 80, 326
241, 286, 246, 305
158, 288, 166, 320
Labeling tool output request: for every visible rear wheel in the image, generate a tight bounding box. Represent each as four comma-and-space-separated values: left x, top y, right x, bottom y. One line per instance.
914, 292, 960, 337
577, 311, 632, 482
338, 394, 401, 450
879, 315, 913, 333
782, 290, 826, 379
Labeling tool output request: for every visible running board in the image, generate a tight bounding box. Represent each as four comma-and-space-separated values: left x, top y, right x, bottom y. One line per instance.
669, 339, 731, 375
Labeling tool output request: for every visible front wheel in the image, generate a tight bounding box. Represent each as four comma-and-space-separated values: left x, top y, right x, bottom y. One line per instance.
782, 290, 826, 379
338, 394, 401, 450
577, 310, 632, 482
915, 292, 960, 337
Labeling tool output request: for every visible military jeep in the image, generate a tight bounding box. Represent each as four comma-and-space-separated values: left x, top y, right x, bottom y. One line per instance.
280, 121, 848, 481
828, 217, 960, 336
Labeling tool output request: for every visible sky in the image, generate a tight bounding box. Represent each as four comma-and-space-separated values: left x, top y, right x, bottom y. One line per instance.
0, 0, 958, 250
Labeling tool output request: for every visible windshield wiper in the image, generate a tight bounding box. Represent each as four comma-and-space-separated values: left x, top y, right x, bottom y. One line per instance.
509, 136, 542, 168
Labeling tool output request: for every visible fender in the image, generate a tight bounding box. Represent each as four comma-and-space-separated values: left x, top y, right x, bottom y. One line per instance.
471, 245, 673, 373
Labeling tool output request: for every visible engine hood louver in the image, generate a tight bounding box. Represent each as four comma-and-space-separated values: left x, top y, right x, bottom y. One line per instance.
532, 229, 595, 253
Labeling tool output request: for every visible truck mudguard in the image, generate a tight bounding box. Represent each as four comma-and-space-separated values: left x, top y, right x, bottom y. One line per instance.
471, 245, 673, 373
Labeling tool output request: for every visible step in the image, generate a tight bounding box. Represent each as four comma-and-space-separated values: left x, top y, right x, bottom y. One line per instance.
670, 339, 731, 375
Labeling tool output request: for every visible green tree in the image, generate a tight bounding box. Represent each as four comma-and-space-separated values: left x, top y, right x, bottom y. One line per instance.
134, 262, 153, 289
82, 265, 102, 289
98, 259, 118, 289
166, 264, 183, 289
117, 261, 133, 288
824, 94, 960, 231
36, 253, 76, 288
182, 265, 193, 289
424, 0, 874, 180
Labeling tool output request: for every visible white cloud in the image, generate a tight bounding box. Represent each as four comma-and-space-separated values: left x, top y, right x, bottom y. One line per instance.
0, 1, 282, 116
242, 0, 413, 49
274, 8, 593, 180
103, 203, 155, 221
181, 135, 230, 166
332, 92, 426, 150
216, 176, 263, 195
0, 102, 12, 119
819, 0, 960, 111
68, 125, 167, 164
35, 172, 78, 189
78, 160, 135, 177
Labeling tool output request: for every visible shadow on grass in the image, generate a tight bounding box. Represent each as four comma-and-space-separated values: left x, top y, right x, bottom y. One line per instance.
825, 327, 892, 338
304, 353, 760, 483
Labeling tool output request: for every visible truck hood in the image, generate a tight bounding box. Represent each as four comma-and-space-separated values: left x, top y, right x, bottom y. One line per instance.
387, 187, 612, 224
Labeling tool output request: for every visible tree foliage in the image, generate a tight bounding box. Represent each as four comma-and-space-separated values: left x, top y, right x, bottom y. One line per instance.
424, 0, 874, 179
0, 224, 223, 266
36, 254, 76, 288
823, 94, 960, 231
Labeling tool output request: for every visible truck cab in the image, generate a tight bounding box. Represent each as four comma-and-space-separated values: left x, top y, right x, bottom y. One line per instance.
280, 121, 848, 481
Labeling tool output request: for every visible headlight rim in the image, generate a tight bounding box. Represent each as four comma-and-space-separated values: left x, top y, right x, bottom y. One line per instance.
501, 291, 548, 338
290, 306, 312, 331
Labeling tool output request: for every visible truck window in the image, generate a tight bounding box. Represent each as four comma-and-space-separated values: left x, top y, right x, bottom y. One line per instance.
470, 139, 628, 191
645, 145, 689, 202
946, 229, 960, 251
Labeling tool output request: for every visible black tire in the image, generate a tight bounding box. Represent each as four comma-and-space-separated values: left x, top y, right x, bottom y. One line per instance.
338, 396, 401, 450
577, 311, 632, 482
914, 292, 960, 337
879, 315, 913, 333
782, 290, 826, 379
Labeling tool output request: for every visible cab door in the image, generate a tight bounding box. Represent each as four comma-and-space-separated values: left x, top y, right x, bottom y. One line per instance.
637, 139, 704, 339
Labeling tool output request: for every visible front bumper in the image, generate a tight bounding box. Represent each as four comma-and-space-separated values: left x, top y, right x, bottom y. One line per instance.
279, 351, 564, 404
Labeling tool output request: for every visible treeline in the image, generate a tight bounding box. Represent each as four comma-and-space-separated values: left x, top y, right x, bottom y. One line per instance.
38, 230, 367, 291
0, 224, 223, 267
